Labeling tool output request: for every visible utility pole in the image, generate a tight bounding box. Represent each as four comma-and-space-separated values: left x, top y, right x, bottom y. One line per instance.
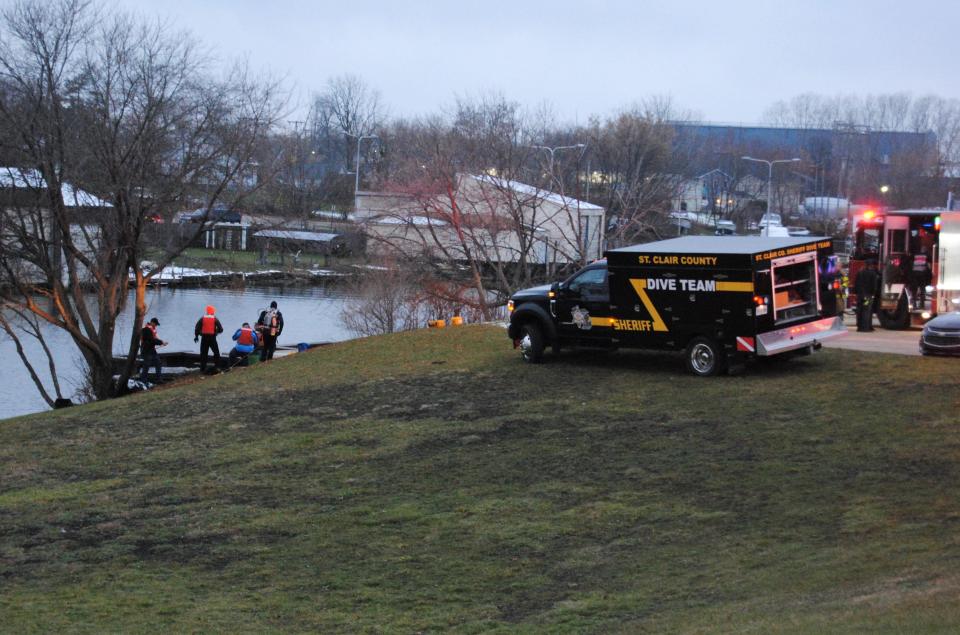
340, 130, 379, 208
742, 156, 801, 236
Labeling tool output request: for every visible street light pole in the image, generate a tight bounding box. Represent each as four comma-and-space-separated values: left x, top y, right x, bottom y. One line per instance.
354, 134, 378, 195
339, 129, 380, 203
530, 143, 586, 176
742, 156, 801, 236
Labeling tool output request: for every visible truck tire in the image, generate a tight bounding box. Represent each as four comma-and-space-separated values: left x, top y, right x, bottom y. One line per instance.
684, 336, 725, 377
519, 323, 545, 364
878, 293, 910, 330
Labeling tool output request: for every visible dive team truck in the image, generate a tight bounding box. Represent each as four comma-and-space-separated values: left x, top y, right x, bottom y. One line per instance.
507, 236, 847, 376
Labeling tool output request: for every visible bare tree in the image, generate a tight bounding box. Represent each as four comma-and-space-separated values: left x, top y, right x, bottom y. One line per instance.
308, 73, 384, 175
339, 262, 425, 336
367, 95, 605, 314
0, 0, 285, 403
579, 102, 685, 247
763, 92, 957, 206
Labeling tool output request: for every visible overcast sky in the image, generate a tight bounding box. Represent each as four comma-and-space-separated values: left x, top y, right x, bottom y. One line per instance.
114, 0, 959, 126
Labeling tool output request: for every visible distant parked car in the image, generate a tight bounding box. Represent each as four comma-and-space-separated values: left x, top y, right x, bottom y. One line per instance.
787, 226, 811, 236
750, 212, 784, 231
144, 213, 164, 223
714, 219, 737, 235
177, 207, 242, 224
920, 312, 960, 356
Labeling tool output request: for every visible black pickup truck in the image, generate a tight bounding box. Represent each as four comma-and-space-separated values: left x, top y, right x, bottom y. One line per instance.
507, 236, 846, 375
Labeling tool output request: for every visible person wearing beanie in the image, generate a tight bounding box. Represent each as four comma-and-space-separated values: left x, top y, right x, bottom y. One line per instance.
256, 300, 284, 361
139, 317, 167, 382
194, 304, 224, 373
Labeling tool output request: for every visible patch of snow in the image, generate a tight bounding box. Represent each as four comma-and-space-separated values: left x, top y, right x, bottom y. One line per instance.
0, 167, 112, 207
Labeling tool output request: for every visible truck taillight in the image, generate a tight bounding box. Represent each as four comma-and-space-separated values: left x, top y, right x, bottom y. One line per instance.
833, 280, 840, 290
753, 295, 767, 306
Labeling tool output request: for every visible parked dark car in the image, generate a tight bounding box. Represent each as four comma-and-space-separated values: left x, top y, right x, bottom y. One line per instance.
919, 312, 960, 355
178, 207, 242, 224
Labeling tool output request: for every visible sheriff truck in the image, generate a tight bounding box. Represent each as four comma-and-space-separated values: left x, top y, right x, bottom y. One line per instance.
507, 236, 847, 376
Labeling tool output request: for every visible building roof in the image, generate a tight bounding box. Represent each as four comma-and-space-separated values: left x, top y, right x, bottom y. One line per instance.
253, 229, 340, 242
468, 174, 604, 211
0, 167, 112, 208
367, 214, 447, 226
609, 235, 826, 255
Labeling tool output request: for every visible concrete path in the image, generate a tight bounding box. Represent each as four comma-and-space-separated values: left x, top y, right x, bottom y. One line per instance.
821, 313, 922, 356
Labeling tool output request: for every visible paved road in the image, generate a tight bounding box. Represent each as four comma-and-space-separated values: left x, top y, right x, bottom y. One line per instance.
822, 313, 922, 357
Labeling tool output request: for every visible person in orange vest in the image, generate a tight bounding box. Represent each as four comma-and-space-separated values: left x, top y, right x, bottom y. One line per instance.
194, 305, 223, 373
228, 322, 260, 368
139, 317, 167, 382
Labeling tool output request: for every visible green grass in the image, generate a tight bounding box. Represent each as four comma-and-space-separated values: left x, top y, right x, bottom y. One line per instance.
2, 326, 960, 632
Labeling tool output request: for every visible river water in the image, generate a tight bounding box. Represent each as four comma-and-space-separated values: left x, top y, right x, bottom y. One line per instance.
0, 284, 354, 420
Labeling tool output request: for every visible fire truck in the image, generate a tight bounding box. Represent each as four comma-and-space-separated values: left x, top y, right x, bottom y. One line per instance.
849, 208, 960, 328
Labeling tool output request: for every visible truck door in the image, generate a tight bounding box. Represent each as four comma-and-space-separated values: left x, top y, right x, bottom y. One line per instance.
770, 252, 819, 325
880, 215, 910, 310
555, 266, 611, 346
939, 212, 960, 314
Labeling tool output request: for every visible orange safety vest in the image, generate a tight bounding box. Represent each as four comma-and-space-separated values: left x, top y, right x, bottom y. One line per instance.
201, 314, 217, 335
238, 327, 255, 346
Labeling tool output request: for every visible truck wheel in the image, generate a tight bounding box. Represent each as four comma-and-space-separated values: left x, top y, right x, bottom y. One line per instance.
519, 323, 545, 363
878, 293, 910, 330
684, 336, 725, 377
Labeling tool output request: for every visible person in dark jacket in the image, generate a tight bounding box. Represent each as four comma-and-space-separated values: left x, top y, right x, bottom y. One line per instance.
854, 260, 880, 332
256, 300, 284, 361
228, 322, 260, 368
194, 305, 224, 372
910, 251, 932, 308
139, 317, 167, 382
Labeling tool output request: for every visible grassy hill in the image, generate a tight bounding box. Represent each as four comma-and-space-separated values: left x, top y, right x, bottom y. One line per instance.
2, 325, 960, 633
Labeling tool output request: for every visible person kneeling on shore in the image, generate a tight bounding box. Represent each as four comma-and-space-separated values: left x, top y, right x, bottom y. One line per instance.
228, 322, 259, 368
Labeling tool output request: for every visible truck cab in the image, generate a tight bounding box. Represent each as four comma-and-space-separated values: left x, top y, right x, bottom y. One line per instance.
849, 209, 958, 328
508, 236, 847, 375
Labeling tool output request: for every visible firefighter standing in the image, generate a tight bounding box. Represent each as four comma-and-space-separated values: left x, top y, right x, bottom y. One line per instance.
139, 317, 167, 382
854, 259, 880, 332
256, 300, 284, 361
911, 251, 932, 308
194, 305, 223, 372
228, 322, 259, 368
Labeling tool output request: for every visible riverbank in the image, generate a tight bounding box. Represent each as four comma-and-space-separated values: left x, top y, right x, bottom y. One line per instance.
0, 285, 354, 419
3, 327, 960, 631
137, 247, 382, 288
